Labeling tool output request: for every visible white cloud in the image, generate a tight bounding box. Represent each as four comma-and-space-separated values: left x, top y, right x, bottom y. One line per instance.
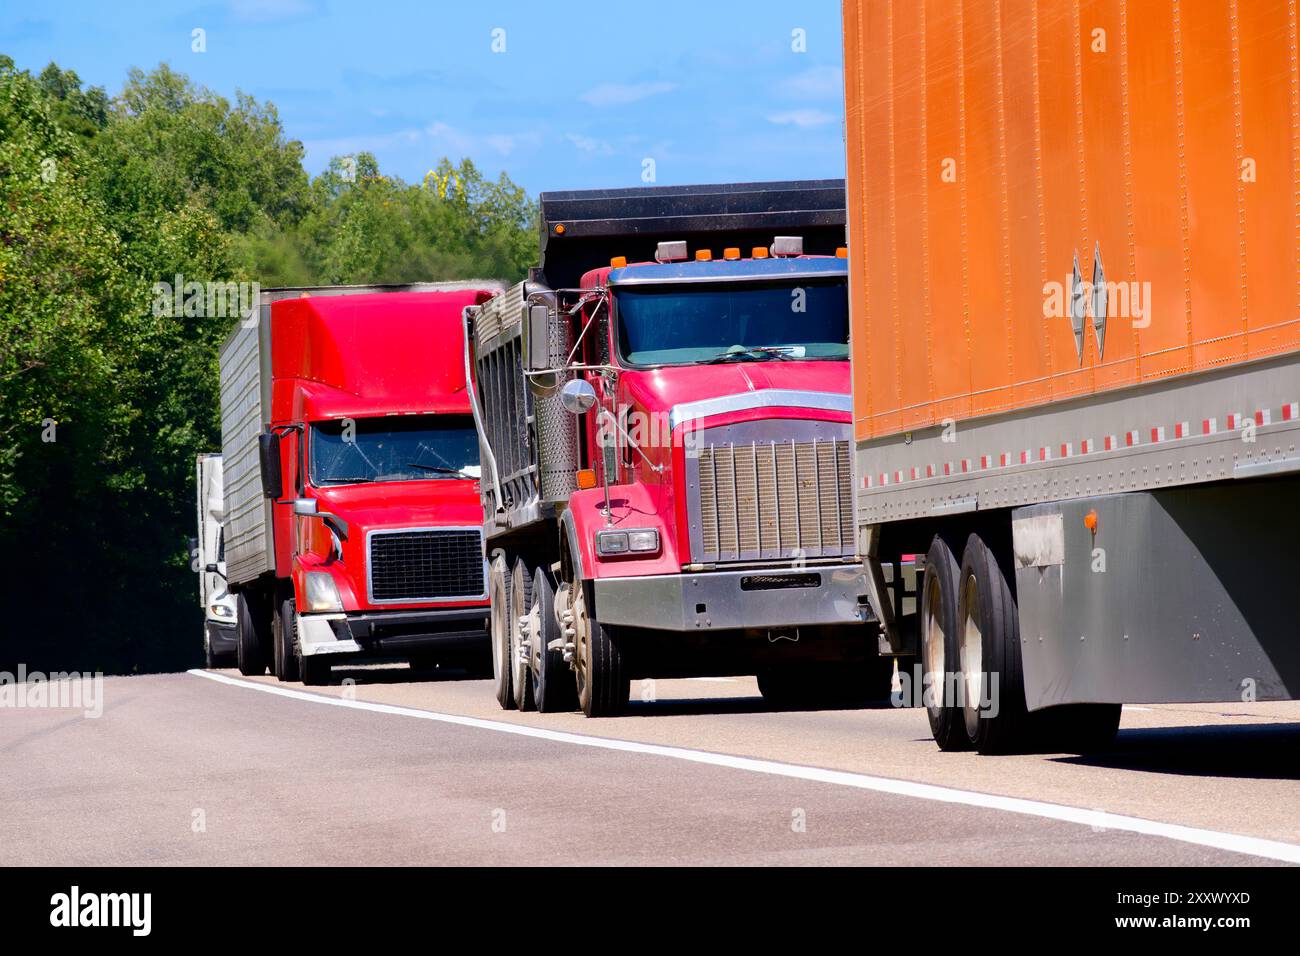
579, 81, 676, 107
566, 133, 614, 156
778, 65, 843, 100
766, 109, 837, 129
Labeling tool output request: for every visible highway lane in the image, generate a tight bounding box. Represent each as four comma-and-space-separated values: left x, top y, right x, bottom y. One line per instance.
234, 663, 1300, 849
0, 666, 1295, 865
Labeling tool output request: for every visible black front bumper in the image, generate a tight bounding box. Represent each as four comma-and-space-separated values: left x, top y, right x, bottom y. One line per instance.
339, 607, 489, 654
205, 620, 238, 656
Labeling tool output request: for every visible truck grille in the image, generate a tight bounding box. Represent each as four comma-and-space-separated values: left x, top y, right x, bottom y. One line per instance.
692, 437, 854, 563
367, 528, 486, 603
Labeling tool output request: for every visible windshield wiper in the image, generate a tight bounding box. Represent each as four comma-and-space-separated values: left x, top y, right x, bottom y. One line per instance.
698, 346, 794, 365
317, 476, 375, 484
407, 463, 474, 478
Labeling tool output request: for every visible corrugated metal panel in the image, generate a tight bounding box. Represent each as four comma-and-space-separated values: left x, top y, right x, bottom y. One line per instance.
218, 303, 273, 586
844, 0, 1300, 444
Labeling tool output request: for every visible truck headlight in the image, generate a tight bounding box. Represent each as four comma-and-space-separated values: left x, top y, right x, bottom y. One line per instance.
596, 528, 660, 556
209, 603, 234, 619
303, 571, 344, 612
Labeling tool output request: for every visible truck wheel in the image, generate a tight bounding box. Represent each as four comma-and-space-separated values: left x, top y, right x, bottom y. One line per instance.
958, 534, 1030, 754
236, 591, 270, 676
531, 566, 577, 713
920, 537, 969, 750
510, 559, 537, 711
273, 593, 301, 683
489, 553, 515, 710
300, 655, 330, 686
572, 582, 628, 717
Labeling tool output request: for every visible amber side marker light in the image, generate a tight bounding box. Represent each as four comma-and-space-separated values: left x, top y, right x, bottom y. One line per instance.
723, 247, 741, 260
554, 223, 566, 235
610, 256, 627, 268
836, 247, 848, 258
751, 247, 769, 259
695, 249, 712, 261
1084, 509, 1099, 532
576, 468, 598, 490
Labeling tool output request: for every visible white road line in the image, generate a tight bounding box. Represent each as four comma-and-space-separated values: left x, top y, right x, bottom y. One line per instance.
187, 669, 1300, 864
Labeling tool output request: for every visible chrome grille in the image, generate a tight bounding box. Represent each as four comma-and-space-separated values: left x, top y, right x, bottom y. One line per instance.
367, 528, 486, 603
692, 435, 854, 563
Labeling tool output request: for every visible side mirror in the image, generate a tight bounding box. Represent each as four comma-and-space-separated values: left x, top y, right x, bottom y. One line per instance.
292, 497, 318, 516
560, 378, 597, 415
523, 304, 551, 372
258, 431, 283, 499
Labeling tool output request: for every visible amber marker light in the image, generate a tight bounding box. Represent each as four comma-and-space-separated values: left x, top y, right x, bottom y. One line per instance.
752, 247, 769, 259
1084, 509, 1098, 533
610, 256, 627, 268
723, 247, 741, 260
576, 468, 597, 490
695, 249, 712, 261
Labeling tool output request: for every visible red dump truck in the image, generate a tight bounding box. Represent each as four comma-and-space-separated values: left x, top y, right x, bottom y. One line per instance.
465, 181, 885, 716
219, 282, 503, 684
843, 0, 1300, 753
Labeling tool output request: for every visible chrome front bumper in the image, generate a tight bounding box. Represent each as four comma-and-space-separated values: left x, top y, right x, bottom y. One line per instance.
591, 564, 871, 632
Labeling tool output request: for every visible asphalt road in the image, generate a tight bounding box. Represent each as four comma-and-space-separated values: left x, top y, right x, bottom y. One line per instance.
1, 663, 1297, 865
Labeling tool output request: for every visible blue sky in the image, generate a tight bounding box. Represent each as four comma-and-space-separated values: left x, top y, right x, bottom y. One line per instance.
2, 0, 847, 195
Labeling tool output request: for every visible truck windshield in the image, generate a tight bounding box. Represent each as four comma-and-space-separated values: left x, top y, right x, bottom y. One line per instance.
310, 415, 480, 486
613, 278, 849, 367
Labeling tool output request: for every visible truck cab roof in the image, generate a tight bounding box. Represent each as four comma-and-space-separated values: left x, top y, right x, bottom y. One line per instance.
585, 254, 847, 290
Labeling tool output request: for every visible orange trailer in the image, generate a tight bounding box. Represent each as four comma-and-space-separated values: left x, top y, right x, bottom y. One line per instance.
843, 0, 1300, 754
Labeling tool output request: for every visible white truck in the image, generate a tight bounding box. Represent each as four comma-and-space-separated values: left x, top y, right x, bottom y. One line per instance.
194, 453, 237, 668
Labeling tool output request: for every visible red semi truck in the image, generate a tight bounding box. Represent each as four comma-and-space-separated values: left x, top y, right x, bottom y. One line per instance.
219, 282, 503, 684
466, 181, 884, 716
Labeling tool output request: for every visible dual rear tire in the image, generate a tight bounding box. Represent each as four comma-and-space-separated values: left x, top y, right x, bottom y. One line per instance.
919, 532, 1121, 755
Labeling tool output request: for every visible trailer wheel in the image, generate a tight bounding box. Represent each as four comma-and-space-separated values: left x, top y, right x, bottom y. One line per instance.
920, 537, 969, 750
236, 591, 270, 677
488, 553, 515, 710
273, 593, 301, 683
958, 534, 1030, 754
571, 582, 628, 717
510, 558, 537, 712
531, 566, 577, 713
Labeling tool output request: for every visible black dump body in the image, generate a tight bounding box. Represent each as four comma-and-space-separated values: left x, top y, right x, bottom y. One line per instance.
537, 179, 846, 289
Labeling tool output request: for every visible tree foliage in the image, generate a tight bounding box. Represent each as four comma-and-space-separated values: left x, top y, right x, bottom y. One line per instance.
0, 57, 537, 673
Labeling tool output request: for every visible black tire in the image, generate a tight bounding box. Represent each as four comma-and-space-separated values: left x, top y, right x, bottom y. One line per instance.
236, 591, 270, 676
300, 655, 331, 686
957, 533, 1030, 754
573, 584, 627, 717
919, 537, 970, 751
273, 592, 300, 683
532, 566, 577, 713
489, 553, 515, 710
510, 558, 537, 712
1038, 703, 1122, 753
